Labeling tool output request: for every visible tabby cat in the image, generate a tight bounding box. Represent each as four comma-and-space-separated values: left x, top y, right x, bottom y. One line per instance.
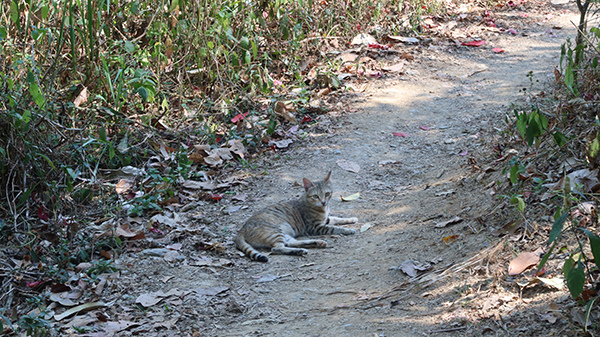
235, 171, 358, 262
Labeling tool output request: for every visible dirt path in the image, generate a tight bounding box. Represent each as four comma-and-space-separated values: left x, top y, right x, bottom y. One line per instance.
119, 3, 577, 337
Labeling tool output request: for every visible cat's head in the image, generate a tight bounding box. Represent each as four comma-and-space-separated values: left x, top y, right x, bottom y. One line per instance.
302, 171, 333, 207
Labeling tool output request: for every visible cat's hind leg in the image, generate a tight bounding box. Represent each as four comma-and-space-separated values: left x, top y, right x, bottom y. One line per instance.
271, 242, 308, 256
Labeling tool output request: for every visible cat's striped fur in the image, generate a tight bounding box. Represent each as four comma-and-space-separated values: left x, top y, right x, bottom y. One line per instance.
235, 171, 357, 262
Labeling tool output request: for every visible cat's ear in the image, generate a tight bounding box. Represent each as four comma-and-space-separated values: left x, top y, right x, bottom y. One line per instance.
302, 178, 314, 191
324, 170, 332, 182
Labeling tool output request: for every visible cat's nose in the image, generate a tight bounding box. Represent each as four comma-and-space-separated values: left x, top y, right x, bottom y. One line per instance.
321, 201, 327, 206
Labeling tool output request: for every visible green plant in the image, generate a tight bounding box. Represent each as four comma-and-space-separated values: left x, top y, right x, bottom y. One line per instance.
17, 311, 49, 337
514, 106, 548, 147
87, 259, 118, 278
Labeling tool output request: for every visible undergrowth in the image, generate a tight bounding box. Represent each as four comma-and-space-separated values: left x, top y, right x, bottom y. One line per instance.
0, 0, 453, 333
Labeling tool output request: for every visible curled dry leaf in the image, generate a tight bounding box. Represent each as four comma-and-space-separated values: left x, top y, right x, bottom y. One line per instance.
435, 216, 463, 228
441, 234, 459, 243
115, 179, 133, 194
508, 251, 540, 276
54, 301, 107, 321
341, 192, 360, 201
399, 260, 432, 278
275, 101, 297, 123
73, 87, 89, 107
351, 33, 378, 45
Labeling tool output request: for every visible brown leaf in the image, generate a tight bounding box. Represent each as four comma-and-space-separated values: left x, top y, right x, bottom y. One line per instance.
73, 87, 89, 107
351, 33, 378, 45
275, 101, 297, 123
441, 234, 459, 243
382, 60, 406, 73
508, 251, 540, 276
115, 179, 133, 194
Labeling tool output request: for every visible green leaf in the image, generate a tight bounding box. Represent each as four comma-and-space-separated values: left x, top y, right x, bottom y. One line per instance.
10, 0, 19, 25
582, 229, 600, 270
124, 40, 135, 53
251, 39, 258, 59
565, 260, 585, 299
41, 5, 49, 20
549, 211, 568, 244
0, 27, 7, 40
136, 87, 148, 102
584, 296, 598, 333
525, 119, 538, 146
244, 50, 251, 65
99, 127, 107, 142
108, 143, 115, 160
553, 131, 567, 147
509, 164, 519, 184
589, 138, 600, 160
38, 154, 56, 170
516, 197, 525, 212
537, 241, 556, 273
240, 36, 249, 50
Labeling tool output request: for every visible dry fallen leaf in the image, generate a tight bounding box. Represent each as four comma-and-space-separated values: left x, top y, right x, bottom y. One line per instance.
54, 301, 107, 321
337, 159, 360, 173
275, 101, 297, 123
341, 192, 360, 201
441, 234, 459, 244
508, 251, 540, 276
73, 87, 89, 107
435, 216, 463, 228
360, 223, 372, 233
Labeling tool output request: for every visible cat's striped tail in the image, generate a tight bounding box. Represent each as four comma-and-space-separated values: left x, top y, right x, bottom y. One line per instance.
235, 234, 268, 262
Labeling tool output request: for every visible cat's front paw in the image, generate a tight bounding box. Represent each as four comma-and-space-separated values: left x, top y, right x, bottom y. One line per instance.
348, 217, 359, 224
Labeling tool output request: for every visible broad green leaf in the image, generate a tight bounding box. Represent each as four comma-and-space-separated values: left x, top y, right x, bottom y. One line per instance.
29, 82, 46, 109
99, 127, 107, 142
510, 164, 519, 184
10, 0, 19, 25
244, 50, 251, 65
525, 119, 539, 146
136, 87, 148, 102
240, 36, 249, 50
124, 40, 135, 53
41, 5, 49, 20
0, 27, 6, 40
565, 261, 585, 299
582, 229, 600, 270
549, 211, 568, 244
108, 143, 115, 160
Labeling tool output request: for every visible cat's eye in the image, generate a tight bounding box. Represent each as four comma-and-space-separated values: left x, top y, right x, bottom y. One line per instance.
312, 195, 319, 199
325, 192, 331, 197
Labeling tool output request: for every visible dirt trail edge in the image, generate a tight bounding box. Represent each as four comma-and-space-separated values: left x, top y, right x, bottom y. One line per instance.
119, 5, 577, 337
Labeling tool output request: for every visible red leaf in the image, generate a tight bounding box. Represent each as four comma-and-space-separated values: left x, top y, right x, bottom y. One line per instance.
37, 206, 49, 221
149, 227, 165, 235
461, 40, 486, 47
231, 112, 248, 123
393, 132, 409, 137
492, 47, 505, 53
508, 29, 517, 35
27, 281, 43, 288
368, 43, 389, 50
419, 125, 431, 130
459, 150, 468, 156
301, 115, 312, 123
270, 144, 277, 152
210, 194, 223, 202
